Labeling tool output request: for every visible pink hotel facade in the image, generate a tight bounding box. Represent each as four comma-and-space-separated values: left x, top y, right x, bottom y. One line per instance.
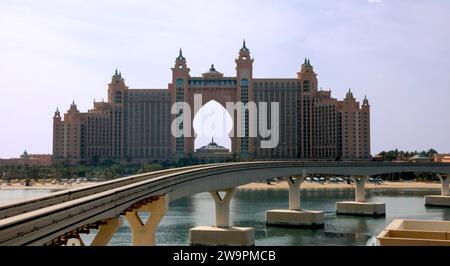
53, 42, 371, 164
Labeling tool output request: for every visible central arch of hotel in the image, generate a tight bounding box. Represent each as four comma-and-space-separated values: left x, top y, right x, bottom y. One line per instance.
170, 44, 254, 159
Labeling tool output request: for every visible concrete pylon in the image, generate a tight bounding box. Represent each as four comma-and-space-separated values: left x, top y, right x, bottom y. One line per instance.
90, 217, 122, 246
189, 188, 255, 246
336, 175, 385, 216
210, 188, 236, 228
438, 175, 450, 196
353, 176, 368, 202
125, 195, 168, 246
266, 170, 324, 228
425, 174, 450, 207
287, 172, 306, 210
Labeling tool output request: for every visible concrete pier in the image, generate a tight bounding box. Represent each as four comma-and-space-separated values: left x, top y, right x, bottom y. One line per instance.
336, 201, 386, 216
266, 210, 324, 228
266, 172, 325, 228
189, 188, 255, 246
425, 175, 450, 207
336, 176, 386, 216
190, 226, 255, 246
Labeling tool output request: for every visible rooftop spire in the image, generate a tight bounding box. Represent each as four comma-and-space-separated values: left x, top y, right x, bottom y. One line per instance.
115, 68, 118, 76
54, 107, 60, 118
177, 48, 185, 60
363, 95, 369, 105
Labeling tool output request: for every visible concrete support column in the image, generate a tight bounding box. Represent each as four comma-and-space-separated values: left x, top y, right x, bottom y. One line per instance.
287, 172, 306, 210
90, 217, 122, 246
190, 188, 255, 246
337, 175, 385, 216
210, 188, 236, 228
425, 175, 450, 207
266, 170, 324, 228
438, 175, 450, 196
353, 176, 368, 202
125, 195, 168, 246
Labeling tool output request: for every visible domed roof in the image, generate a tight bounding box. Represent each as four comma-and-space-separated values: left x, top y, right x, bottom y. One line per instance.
202, 64, 224, 79
196, 138, 229, 153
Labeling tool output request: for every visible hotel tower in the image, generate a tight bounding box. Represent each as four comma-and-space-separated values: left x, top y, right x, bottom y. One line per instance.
53, 42, 370, 164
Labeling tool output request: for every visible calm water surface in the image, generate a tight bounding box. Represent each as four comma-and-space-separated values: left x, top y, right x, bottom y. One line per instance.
1, 187, 449, 246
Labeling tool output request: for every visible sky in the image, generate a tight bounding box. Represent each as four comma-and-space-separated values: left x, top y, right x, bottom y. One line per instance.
0, 0, 449, 158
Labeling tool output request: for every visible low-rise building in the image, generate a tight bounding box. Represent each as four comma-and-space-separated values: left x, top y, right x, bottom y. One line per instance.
0, 151, 53, 166
192, 138, 233, 163
434, 154, 450, 163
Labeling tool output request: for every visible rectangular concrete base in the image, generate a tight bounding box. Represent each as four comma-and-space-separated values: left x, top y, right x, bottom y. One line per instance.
336, 201, 386, 217
189, 226, 255, 246
425, 195, 450, 207
266, 210, 324, 228
377, 219, 450, 246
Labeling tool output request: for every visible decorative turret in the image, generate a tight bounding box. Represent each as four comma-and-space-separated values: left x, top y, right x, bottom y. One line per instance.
346, 89, 354, 100
112, 69, 125, 84
236, 39, 254, 79
241, 39, 249, 52
68, 100, 79, 114
237, 39, 252, 61
297, 57, 318, 93
170, 48, 191, 156
343, 89, 358, 104
301, 58, 314, 72
108, 68, 128, 103
174, 48, 188, 70
362, 95, 370, 110
53, 107, 61, 119
177, 48, 185, 61
363, 95, 369, 106
235, 39, 255, 156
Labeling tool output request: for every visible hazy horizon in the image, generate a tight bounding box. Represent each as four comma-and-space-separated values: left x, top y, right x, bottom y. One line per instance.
1, 0, 450, 158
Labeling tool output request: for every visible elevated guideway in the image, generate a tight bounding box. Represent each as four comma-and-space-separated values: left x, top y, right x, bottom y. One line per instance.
0, 161, 449, 246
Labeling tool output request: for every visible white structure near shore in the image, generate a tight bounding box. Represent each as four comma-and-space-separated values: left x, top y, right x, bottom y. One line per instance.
377, 219, 450, 246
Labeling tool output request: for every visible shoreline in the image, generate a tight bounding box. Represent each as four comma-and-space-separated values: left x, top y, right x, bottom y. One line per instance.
0, 181, 442, 191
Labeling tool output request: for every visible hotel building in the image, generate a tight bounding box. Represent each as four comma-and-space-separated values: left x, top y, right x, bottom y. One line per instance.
53, 42, 371, 164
